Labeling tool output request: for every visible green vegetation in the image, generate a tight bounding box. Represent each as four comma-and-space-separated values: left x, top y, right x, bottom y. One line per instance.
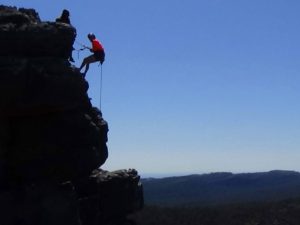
142, 171, 300, 206
131, 198, 300, 225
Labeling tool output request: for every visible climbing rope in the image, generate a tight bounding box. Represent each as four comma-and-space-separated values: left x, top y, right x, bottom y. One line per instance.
74, 41, 88, 60
99, 63, 103, 110
75, 41, 104, 110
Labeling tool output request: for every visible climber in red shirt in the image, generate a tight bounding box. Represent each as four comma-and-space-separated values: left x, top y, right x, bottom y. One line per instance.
79, 33, 105, 76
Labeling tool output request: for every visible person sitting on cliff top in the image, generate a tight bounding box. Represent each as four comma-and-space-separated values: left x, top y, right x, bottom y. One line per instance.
79, 33, 105, 77
56, 9, 71, 24
56, 9, 75, 63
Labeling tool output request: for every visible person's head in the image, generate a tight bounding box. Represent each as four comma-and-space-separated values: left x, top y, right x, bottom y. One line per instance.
61, 9, 70, 18
87, 33, 96, 41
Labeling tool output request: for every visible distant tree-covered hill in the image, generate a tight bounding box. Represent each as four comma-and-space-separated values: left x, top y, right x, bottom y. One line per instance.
142, 170, 300, 206
132, 198, 300, 225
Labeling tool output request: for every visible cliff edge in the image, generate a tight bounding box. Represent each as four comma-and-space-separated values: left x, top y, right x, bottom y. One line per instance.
0, 5, 143, 225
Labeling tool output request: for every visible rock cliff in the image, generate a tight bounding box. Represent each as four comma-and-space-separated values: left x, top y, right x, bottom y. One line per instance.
0, 5, 143, 225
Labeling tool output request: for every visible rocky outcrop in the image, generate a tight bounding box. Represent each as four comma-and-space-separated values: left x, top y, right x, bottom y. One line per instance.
78, 169, 144, 225
0, 5, 143, 225
0, 5, 106, 187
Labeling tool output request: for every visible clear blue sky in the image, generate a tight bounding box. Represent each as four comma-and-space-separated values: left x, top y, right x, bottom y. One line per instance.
4, 0, 300, 176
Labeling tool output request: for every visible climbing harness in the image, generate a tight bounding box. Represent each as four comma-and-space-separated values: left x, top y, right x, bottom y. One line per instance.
75, 41, 103, 110
76, 41, 104, 110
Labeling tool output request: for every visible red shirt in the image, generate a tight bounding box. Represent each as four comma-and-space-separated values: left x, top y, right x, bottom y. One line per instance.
92, 39, 104, 52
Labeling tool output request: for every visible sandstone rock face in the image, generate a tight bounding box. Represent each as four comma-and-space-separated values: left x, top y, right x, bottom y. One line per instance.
0, 5, 143, 225
0, 5, 107, 186
78, 169, 144, 225
0, 5, 73, 58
